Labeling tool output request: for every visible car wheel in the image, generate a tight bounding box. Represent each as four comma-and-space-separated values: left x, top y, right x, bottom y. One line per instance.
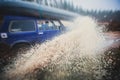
10, 43, 32, 57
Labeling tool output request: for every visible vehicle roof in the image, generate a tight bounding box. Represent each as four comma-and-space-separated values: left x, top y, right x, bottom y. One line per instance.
0, 0, 78, 21
3, 15, 38, 20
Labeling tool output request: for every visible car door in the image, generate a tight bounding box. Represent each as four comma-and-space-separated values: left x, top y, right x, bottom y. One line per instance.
8, 20, 38, 45
37, 20, 61, 43
46, 20, 62, 38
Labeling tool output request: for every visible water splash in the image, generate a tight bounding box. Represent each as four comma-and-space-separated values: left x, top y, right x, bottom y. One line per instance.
4, 16, 111, 80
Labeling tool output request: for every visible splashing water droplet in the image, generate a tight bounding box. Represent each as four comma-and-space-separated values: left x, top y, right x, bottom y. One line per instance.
4, 16, 112, 80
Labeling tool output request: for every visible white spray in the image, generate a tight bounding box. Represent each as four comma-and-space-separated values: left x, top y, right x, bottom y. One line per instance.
4, 16, 110, 80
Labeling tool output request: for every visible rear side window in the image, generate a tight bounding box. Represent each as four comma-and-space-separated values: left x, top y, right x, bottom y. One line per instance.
9, 20, 35, 32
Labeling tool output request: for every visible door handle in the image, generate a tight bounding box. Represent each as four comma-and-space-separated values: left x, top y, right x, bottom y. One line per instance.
38, 32, 43, 34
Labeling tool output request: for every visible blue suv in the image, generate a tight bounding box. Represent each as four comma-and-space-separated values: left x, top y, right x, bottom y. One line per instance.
0, 15, 65, 53
0, 0, 78, 55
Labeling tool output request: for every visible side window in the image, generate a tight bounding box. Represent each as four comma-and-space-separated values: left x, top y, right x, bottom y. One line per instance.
37, 20, 45, 30
37, 20, 60, 30
52, 20, 61, 30
9, 20, 35, 32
